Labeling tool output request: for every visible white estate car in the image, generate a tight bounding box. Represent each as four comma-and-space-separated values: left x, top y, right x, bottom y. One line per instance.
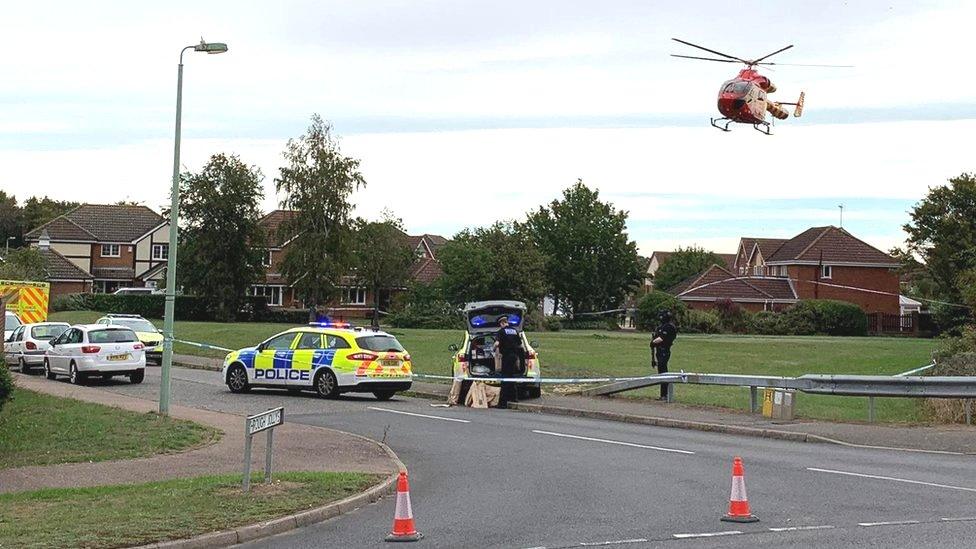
4, 322, 70, 373
3, 311, 21, 342
44, 324, 146, 385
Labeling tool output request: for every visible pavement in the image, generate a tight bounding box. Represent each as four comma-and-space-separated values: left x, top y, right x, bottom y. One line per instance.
2, 371, 398, 494
177, 353, 976, 455
49, 361, 976, 549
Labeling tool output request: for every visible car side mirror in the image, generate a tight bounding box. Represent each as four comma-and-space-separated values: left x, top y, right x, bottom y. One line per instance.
256, 343, 266, 352
448, 344, 458, 353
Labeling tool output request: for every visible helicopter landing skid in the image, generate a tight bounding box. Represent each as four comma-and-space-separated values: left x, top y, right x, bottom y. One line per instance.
752, 122, 772, 135
710, 117, 733, 132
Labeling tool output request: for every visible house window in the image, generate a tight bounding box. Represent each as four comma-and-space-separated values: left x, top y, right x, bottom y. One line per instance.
342, 287, 367, 305
101, 244, 121, 257
249, 285, 283, 306
151, 244, 169, 260
821, 265, 832, 279
262, 250, 273, 267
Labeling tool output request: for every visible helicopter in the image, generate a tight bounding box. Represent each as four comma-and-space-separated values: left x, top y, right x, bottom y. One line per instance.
671, 38, 848, 135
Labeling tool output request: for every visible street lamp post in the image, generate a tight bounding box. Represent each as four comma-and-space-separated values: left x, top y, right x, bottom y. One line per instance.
160, 39, 228, 415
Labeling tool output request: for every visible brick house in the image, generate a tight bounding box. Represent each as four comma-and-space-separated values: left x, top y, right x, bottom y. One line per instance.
674, 226, 901, 314
23, 204, 170, 295
249, 210, 447, 317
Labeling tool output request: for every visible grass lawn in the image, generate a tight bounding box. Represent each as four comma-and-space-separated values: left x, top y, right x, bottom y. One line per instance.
0, 389, 218, 469
50, 310, 939, 423
0, 471, 380, 549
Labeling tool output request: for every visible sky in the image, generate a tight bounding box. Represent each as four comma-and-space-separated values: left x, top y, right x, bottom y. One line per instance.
3, 0, 975, 255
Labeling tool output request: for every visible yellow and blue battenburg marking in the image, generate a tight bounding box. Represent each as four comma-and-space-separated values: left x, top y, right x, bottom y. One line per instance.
232, 348, 340, 382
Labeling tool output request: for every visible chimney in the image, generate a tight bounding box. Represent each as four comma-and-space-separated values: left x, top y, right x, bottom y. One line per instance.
39, 229, 51, 250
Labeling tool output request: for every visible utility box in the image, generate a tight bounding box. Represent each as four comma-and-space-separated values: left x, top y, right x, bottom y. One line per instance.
762, 388, 796, 421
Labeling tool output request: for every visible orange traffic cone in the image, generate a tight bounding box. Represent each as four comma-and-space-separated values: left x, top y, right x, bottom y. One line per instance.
720, 456, 759, 523
386, 471, 422, 542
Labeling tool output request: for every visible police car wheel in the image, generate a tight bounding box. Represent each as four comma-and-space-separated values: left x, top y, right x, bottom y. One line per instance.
315, 370, 339, 399
372, 390, 396, 401
227, 365, 250, 393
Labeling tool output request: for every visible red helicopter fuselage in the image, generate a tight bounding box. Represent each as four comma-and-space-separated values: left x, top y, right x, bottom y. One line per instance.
716, 68, 780, 124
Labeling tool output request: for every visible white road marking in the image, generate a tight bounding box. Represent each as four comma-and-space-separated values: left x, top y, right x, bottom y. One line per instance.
941, 517, 976, 523
768, 525, 835, 532
858, 520, 921, 527
532, 430, 695, 454
368, 407, 470, 423
673, 531, 742, 539
808, 467, 976, 493
579, 540, 649, 546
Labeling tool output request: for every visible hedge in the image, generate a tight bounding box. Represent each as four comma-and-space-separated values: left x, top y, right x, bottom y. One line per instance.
50, 293, 307, 324
0, 356, 13, 413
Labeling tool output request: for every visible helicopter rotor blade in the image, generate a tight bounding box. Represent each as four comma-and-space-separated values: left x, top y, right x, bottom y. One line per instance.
670, 54, 740, 63
760, 62, 854, 68
671, 38, 748, 63
750, 44, 794, 64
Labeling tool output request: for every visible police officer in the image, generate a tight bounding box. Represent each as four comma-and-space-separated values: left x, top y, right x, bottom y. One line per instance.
493, 315, 523, 408
651, 310, 677, 401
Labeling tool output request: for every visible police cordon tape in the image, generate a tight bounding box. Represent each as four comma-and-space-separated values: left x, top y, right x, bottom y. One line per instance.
169, 337, 682, 385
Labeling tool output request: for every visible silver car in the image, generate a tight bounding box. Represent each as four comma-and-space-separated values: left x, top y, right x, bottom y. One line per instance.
4, 322, 70, 373
44, 324, 146, 385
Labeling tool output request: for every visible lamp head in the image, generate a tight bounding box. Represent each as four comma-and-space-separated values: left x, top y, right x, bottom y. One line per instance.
194, 40, 228, 54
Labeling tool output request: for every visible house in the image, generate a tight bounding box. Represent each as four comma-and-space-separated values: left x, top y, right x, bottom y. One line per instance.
23, 204, 169, 295
643, 250, 736, 291
249, 210, 448, 317
674, 226, 901, 314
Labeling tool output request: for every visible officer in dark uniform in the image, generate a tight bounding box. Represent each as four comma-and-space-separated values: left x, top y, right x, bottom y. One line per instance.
651, 310, 678, 401
494, 315, 523, 408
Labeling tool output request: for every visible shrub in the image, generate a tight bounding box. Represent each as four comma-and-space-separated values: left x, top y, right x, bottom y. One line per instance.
388, 301, 463, 329
635, 290, 686, 331
0, 356, 13, 413
558, 317, 610, 330
50, 293, 94, 312
713, 298, 749, 333
924, 352, 976, 423
934, 325, 976, 362
680, 309, 721, 334
784, 300, 867, 336
544, 316, 562, 332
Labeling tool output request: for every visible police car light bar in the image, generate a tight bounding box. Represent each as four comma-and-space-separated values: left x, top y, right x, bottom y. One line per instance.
308, 321, 354, 329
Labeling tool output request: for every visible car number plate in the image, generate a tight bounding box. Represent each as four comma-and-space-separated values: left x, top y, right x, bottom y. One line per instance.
381, 359, 401, 367
108, 354, 129, 361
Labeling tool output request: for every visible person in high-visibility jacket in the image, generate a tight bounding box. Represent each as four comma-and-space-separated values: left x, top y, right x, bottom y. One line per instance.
651, 310, 678, 400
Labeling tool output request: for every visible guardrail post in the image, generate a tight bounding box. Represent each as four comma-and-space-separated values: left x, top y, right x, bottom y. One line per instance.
666, 382, 674, 403
867, 396, 876, 423
965, 400, 972, 426
749, 386, 758, 414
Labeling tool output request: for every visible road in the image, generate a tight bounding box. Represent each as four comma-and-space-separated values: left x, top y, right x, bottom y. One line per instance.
77, 366, 976, 548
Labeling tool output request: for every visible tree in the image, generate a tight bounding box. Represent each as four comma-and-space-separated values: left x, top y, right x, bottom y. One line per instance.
352, 216, 417, 327
276, 114, 365, 307
0, 191, 22, 248
437, 222, 547, 307
525, 180, 642, 317
903, 173, 976, 331
653, 246, 726, 292
0, 247, 48, 280
21, 197, 79, 233
177, 154, 266, 321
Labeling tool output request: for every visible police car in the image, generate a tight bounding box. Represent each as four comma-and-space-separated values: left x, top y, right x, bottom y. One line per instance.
222, 322, 413, 400
449, 301, 542, 399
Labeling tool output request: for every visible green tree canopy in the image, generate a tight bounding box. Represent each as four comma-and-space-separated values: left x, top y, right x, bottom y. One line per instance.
525, 180, 641, 316
0, 247, 48, 281
276, 114, 365, 306
177, 153, 266, 321
653, 246, 725, 293
903, 173, 976, 330
438, 222, 547, 307
0, 191, 22, 248
352, 215, 418, 327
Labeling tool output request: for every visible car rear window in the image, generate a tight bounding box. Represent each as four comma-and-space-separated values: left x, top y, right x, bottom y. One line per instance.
356, 335, 405, 353
5, 313, 21, 328
32, 325, 68, 340
89, 329, 138, 343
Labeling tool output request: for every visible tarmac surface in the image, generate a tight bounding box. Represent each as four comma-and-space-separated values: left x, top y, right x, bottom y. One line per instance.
36, 364, 976, 549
